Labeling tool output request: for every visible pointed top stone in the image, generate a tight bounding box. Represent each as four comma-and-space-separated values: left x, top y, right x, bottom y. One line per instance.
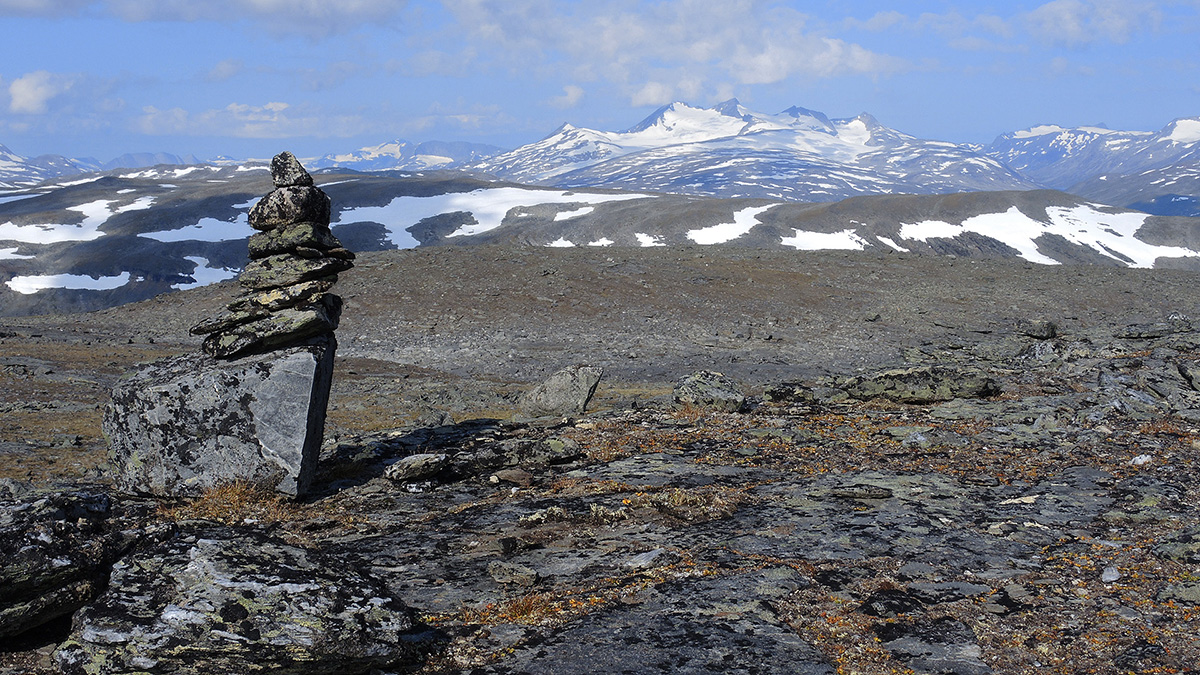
271, 151, 314, 188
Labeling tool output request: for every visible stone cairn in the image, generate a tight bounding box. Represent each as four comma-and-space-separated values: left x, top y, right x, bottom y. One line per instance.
189, 151, 355, 358
103, 153, 352, 498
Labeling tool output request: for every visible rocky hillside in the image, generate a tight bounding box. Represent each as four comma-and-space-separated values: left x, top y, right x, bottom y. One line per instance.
2, 166, 1199, 317
1, 247, 1199, 674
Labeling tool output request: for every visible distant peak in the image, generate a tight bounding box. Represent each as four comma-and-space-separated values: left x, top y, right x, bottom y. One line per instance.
709, 98, 745, 118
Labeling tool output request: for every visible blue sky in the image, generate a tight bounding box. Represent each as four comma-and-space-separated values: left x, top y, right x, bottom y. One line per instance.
1, 0, 1198, 162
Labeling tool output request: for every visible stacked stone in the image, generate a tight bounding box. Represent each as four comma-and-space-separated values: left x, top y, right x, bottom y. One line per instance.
190, 152, 355, 359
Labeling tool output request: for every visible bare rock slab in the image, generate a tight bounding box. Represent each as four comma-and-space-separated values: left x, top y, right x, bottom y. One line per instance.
103, 337, 336, 498
517, 365, 603, 418
54, 526, 438, 675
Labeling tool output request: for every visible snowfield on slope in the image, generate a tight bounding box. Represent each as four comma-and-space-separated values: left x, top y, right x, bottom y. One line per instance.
898, 204, 1200, 267
332, 187, 651, 247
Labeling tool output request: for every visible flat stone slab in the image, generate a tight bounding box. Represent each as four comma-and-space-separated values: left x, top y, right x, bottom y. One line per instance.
103, 337, 336, 498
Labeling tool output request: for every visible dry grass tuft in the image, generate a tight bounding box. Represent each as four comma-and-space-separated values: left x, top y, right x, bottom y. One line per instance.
158, 480, 303, 526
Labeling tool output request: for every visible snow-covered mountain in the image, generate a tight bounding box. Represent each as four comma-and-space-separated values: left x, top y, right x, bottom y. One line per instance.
0, 144, 99, 189
985, 118, 1200, 191
472, 100, 1038, 201
309, 139, 504, 172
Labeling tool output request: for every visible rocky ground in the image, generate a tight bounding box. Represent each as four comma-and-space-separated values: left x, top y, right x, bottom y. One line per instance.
1, 246, 1199, 674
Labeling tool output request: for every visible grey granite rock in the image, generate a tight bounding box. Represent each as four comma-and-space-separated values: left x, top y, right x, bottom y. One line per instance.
200, 295, 341, 359
53, 526, 437, 675
104, 337, 336, 498
247, 186, 331, 232
516, 365, 603, 418
270, 150, 314, 188
673, 370, 746, 412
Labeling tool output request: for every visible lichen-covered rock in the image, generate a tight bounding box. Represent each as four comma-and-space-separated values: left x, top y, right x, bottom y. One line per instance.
238, 253, 352, 291
516, 365, 603, 418
0, 491, 142, 638
673, 370, 746, 412
247, 186, 331, 231
247, 221, 344, 260
104, 337, 336, 498
200, 296, 341, 359
53, 526, 438, 675
270, 150, 314, 188
227, 277, 335, 313
840, 365, 1000, 403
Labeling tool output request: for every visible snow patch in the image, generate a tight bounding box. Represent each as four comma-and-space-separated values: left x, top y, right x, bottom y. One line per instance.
6, 272, 131, 294
554, 206, 595, 221
172, 257, 238, 290
0, 193, 42, 205
332, 187, 649, 247
141, 198, 256, 242
545, 238, 575, 247
1167, 119, 1200, 144
876, 236, 910, 252
780, 228, 868, 251
635, 233, 665, 247
897, 205, 1197, 268
588, 237, 614, 246
686, 204, 776, 245
0, 247, 34, 259
0, 197, 154, 244
1013, 125, 1066, 139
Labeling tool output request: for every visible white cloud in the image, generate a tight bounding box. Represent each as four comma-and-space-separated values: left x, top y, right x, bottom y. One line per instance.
1023, 0, 1161, 46
549, 84, 584, 109
1, 0, 408, 36
205, 59, 243, 83
8, 70, 75, 114
442, 0, 905, 103
138, 101, 369, 138
0, 0, 91, 15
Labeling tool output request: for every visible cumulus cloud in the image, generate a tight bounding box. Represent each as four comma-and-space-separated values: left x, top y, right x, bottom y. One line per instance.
549, 85, 584, 109
205, 59, 243, 83
1023, 0, 1160, 45
8, 70, 75, 114
442, 0, 904, 106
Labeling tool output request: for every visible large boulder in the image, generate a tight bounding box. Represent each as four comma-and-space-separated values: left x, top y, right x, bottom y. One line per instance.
0, 491, 144, 638
104, 337, 336, 498
517, 365, 603, 418
54, 526, 438, 675
673, 370, 746, 412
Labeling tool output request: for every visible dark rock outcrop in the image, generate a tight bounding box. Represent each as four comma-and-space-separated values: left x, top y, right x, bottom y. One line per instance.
0, 491, 145, 638
839, 365, 1000, 403
104, 337, 335, 499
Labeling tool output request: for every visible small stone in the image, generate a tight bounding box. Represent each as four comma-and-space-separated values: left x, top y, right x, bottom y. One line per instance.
1018, 319, 1058, 340
492, 468, 534, 486
248, 186, 331, 231
270, 151, 314, 188
487, 561, 539, 587
1101, 566, 1121, 583
383, 454, 448, 482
